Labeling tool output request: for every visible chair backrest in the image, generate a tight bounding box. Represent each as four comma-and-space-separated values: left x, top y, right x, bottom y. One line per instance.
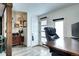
44, 27, 56, 36
44, 27, 59, 41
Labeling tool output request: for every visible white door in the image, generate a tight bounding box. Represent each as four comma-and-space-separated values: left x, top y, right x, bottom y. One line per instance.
39, 19, 47, 44
55, 20, 63, 38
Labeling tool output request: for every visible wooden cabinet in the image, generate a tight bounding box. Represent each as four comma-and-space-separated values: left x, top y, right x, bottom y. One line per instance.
12, 33, 24, 46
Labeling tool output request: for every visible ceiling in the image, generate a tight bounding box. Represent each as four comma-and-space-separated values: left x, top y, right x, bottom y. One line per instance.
0, 4, 5, 17
0, 3, 77, 17
13, 3, 76, 16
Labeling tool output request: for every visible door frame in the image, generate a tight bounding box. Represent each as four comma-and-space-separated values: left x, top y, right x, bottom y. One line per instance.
38, 18, 47, 45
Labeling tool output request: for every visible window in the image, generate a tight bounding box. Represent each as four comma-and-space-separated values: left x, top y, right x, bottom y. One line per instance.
41, 20, 47, 25
55, 20, 63, 38
40, 20, 47, 44
41, 32, 46, 37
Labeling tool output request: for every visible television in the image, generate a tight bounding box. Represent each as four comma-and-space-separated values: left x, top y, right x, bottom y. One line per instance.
72, 22, 79, 39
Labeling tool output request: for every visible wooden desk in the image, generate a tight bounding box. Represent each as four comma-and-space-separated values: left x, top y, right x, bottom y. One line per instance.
46, 37, 79, 56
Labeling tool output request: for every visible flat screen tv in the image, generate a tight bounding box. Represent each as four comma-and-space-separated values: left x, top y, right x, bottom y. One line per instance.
72, 22, 79, 39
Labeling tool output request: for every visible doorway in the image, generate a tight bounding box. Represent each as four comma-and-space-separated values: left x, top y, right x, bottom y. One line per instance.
39, 19, 47, 45
12, 11, 27, 55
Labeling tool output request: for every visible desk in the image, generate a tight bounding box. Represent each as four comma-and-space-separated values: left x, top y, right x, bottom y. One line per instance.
46, 37, 79, 56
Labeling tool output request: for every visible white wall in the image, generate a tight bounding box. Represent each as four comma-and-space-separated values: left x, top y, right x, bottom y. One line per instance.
38, 4, 79, 37
31, 15, 39, 46
25, 12, 39, 47
26, 12, 32, 47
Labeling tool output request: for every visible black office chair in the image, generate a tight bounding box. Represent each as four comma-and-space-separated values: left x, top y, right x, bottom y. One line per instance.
44, 27, 59, 41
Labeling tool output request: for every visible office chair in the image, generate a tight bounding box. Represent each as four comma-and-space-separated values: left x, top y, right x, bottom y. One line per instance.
44, 27, 59, 41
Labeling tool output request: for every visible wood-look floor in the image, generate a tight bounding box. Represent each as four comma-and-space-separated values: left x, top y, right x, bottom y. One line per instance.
0, 45, 51, 56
